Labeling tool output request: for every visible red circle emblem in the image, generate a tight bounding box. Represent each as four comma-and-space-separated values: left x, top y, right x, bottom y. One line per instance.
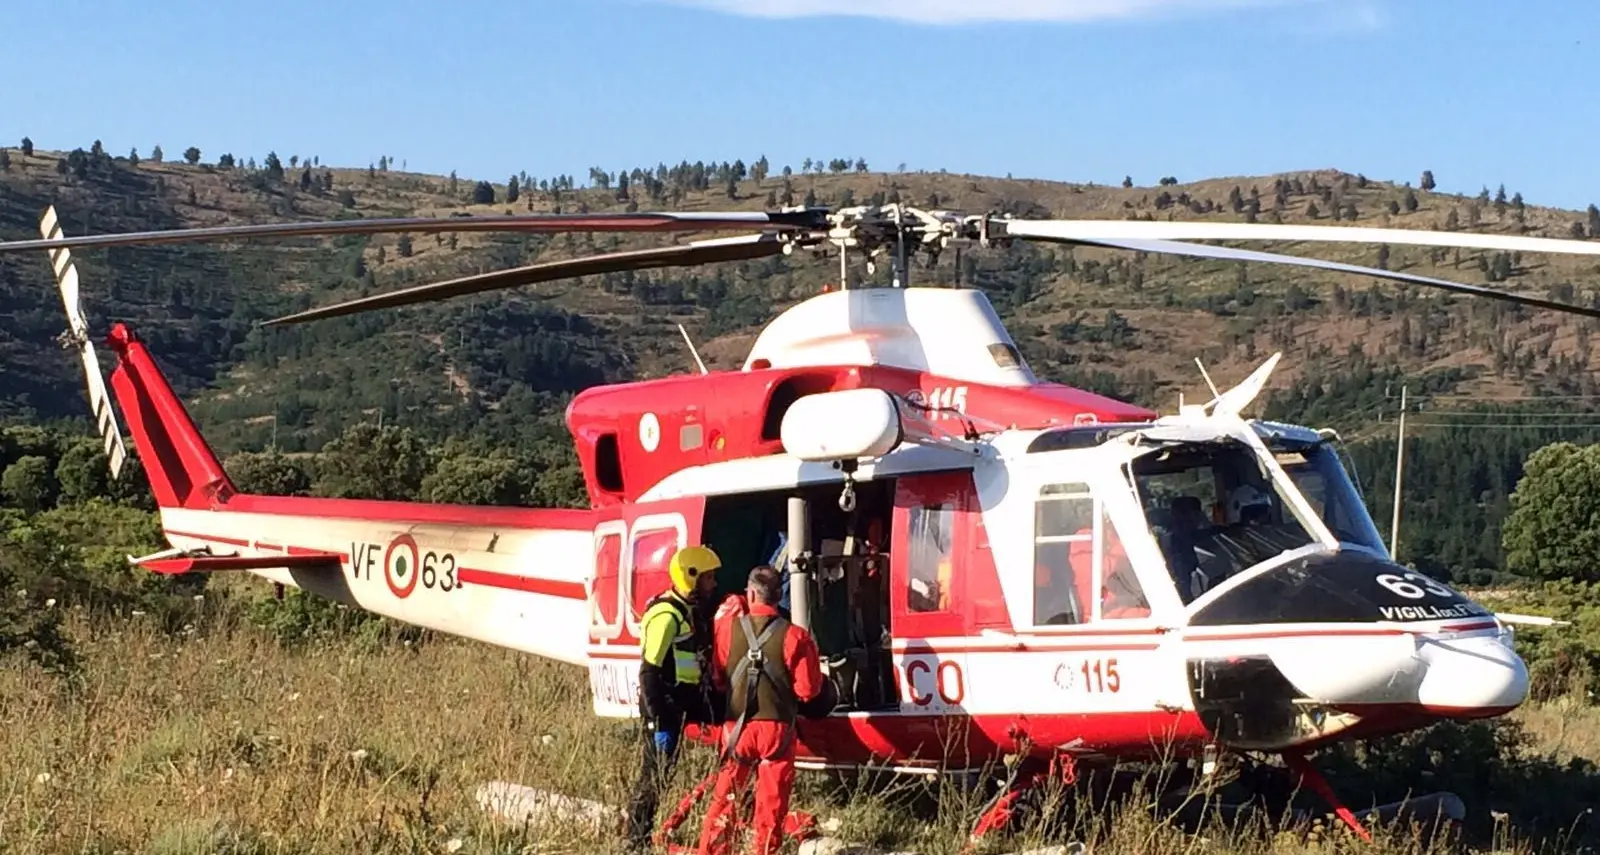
384, 534, 421, 599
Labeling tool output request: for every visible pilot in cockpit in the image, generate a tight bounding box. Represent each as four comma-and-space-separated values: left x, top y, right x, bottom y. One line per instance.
1158, 495, 1209, 602
1227, 484, 1274, 526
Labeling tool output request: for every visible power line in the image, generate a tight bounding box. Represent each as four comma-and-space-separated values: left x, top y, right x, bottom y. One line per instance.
1403, 410, 1600, 418
1405, 421, 1600, 429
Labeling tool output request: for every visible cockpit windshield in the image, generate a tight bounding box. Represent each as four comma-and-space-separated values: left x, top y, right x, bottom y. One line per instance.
1130, 438, 1354, 602
1270, 441, 1388, 554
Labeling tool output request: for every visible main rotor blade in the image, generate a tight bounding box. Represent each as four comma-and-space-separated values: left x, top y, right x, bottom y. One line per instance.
1040, 235, 1600, 321
1000, 219, 1600, 258
261, 233, 789, 326
0, 209, 827, 254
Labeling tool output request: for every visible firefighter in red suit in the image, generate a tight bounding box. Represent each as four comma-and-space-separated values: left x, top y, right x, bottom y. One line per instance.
697, 564, 836, 855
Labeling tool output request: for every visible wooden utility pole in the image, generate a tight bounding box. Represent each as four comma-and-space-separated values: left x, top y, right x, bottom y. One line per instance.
1390, 385, 1408, 561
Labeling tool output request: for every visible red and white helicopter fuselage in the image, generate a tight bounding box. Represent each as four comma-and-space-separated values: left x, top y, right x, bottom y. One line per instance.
98, 279, 1525, 777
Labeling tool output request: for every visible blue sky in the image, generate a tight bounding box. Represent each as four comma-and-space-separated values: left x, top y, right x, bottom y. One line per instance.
4, 0, 1596, 209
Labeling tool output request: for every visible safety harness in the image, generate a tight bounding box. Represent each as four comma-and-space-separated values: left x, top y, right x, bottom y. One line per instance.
721, 613, 796, 762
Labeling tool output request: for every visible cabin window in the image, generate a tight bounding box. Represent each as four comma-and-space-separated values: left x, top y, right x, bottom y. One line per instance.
629, 527, 681, 620
906, 503, 954, 612
595, 434, 624, 493
987, 342, 1023, 369
593, 530, 624, 628
1033, 483, 1149, 624
1098, 502, 1150, 619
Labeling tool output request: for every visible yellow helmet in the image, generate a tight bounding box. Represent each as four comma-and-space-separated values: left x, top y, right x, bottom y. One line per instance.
669, 545, 721, 596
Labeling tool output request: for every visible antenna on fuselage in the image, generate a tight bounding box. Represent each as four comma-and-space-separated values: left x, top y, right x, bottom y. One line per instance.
677, 323, 709, 375
1194, 358, 1222, 400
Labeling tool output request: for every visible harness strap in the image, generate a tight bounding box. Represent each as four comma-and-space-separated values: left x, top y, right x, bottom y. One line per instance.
721, 614, 794, 761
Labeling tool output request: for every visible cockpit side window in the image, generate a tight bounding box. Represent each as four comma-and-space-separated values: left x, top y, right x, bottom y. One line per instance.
907, 503, 955, 613
1033, 483, 1151, 625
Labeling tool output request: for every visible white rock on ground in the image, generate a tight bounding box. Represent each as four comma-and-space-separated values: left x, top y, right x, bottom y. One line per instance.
797, 840, 1083, 855
475, 781, 620, 832
473, 784, 1083, 855
798, 840, 907, 855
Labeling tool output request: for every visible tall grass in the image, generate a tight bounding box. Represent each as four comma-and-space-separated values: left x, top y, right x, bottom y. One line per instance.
3, 608, 1596, 855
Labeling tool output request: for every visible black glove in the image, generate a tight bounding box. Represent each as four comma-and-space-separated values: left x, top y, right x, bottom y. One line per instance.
639, 663, 676, 726
798, 678, 839, 719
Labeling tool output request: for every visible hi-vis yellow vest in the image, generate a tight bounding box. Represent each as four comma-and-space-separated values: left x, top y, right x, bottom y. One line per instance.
640, 592, 702, 685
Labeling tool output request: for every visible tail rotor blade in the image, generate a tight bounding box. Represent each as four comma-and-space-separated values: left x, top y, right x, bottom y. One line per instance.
39, 206, 129, 478
0, 209, 828, 255
261, 233, 791, 326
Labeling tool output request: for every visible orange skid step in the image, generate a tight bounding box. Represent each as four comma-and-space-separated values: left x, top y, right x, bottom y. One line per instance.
139, 552, 343, 575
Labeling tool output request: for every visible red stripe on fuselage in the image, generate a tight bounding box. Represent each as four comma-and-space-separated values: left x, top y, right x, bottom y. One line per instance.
1184, 619, 1500, 642
896, 641, 1162, 654
457, 567, 587, 600
162, 530, 587, 601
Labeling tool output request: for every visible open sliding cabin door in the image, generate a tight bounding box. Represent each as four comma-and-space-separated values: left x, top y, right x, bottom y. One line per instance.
586, 496, 706, 717
889, 471, 976, 717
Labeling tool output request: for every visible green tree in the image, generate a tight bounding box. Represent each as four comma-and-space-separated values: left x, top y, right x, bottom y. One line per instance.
20, 136, 33, 157
507, 175, 520, 203
0, 149, 9, 172
0, 525, 77, 676
313, 422, 430, 501
1502, 442, 1600, 582
151, 144, 163, 163
1420, 169, 1436, 191
421, 454, 529, 506
184, 146, 201, 165
54, 439, 112, 505
3, 456, 54, 513
225, 450, 312, 495
473, 181, 495, 204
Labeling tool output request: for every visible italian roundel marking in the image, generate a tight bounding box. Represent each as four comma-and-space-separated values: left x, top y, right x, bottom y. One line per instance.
639, 412, 660, 453
384, 534, 421, 599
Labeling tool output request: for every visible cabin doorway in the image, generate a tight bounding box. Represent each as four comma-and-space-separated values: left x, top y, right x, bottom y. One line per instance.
702, 478, 899, 712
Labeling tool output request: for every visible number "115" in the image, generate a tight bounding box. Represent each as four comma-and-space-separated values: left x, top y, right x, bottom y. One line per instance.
1081, 658, 1120, 693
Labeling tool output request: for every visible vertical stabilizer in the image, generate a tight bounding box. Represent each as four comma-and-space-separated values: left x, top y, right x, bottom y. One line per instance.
40, 206, 128, 478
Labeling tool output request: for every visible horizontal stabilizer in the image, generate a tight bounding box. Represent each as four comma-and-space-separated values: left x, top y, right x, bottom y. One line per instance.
1495, 612, 1571, 628
136, 551, 343, 575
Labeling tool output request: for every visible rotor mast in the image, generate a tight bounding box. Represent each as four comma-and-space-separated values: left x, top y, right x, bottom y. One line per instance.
807, 203, 986, 291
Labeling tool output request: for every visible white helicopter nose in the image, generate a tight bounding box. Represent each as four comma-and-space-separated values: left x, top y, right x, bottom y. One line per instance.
1266, 628, 1528, 715
1413, 630, 1529, 713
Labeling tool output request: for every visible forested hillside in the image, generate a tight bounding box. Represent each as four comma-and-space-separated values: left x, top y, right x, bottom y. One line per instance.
5, 138, 1600, 577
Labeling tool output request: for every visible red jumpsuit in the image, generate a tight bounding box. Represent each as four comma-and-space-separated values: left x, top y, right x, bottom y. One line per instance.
696, 598, 824, 855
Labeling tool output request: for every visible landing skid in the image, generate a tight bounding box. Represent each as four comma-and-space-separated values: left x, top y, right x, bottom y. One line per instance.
956, 749, 1465, 852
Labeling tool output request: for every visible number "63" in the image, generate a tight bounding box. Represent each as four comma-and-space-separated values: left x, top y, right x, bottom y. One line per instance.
1376, 571, 1454, 600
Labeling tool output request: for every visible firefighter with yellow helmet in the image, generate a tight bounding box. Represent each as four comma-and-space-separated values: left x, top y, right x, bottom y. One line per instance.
624, 543, 722, 853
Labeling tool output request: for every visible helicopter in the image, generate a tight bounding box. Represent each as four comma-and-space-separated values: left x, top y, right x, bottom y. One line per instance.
6, 199, 1600, 849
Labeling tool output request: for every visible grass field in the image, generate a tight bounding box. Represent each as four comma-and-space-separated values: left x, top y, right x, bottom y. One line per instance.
5, 598, 1598, 855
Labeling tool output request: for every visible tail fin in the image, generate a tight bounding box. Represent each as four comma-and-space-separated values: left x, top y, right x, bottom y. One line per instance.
41, 206, 235, 509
